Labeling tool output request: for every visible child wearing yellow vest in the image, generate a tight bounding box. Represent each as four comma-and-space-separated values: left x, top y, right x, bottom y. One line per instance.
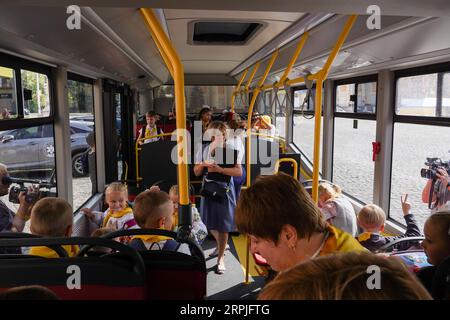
137, 111, 163, 145
28, 197, 79, 258
131, 189, 190, 254
82, 182, 137, 231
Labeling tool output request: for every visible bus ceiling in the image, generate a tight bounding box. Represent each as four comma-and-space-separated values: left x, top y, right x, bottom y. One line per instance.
3, 1, 450, 18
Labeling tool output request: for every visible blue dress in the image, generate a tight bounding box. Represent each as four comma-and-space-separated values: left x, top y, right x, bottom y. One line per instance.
196, 144, 238, 233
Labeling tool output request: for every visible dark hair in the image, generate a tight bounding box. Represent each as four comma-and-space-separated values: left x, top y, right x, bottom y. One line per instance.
0, 285, 58, 300
198, 107, 211, 120
145, 111, 157, 117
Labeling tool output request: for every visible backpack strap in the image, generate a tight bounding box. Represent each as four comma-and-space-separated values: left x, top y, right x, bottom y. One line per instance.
162, 239, 181, 251
128, 238, 147, 251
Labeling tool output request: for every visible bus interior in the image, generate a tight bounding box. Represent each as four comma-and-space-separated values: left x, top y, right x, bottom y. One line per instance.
0, 0, 449, 300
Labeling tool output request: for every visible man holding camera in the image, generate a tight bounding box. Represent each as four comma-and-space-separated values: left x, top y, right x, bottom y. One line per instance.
0, 163, 34, 233
422, 167, 450, 211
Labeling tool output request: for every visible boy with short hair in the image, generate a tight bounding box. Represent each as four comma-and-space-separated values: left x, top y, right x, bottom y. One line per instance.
137, 111, 163, 145
131, 189, 190, 254
28, 197, 78, 258
357, 194, 421, 252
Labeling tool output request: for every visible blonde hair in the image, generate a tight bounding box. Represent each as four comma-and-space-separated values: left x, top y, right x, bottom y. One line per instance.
30, 197, 73, 237
169, 185, 178, 197
258, 252, 432, 300
318, 182, 342, 200
358, 204, 386, 232
0, 163, 7, 176
105, 182, 127, 195
134, 190, 172, 228
204, 121, 228, 142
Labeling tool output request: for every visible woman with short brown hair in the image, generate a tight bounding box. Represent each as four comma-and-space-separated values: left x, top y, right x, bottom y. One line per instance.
236, 173, 365, 272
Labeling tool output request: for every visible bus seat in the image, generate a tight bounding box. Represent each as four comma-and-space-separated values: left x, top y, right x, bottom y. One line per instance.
88, 229, 207, 300
0, 237, 146, 300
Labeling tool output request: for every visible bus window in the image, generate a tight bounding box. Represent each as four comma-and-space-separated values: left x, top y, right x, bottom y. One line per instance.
21, 70, 51, 119
332, 118, 376, 204
390, 123, 450, 229
68, 77, 96, 210
396, 73, 438, 117
293, 87, 322, 167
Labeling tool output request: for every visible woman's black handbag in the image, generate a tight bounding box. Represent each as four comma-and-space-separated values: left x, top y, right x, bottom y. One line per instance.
200, 180, 228, 202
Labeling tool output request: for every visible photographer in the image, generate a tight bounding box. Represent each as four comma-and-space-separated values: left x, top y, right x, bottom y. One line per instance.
0, 163, 35, 233
422, 167, 450, 211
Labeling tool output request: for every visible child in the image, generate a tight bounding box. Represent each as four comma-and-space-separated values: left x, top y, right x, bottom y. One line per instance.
318, 182, 358, 236
89, 227, 116, 254
137, 111, 163, 145
169, 185, 208, 245
82, 182, 137, 231
417, 211, 450, 299
28, 197, 78, 258
131, 189, 190, 254
356, 194, 421, 252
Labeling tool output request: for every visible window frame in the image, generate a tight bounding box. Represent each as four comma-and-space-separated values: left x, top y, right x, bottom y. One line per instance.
0, 52, 55, 132
331, 75, 378, 199
334, 74, 378, 120
394, 61, 450, 126
387, 62, 450, 226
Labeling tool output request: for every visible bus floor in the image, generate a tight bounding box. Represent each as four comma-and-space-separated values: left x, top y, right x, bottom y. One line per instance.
202, 234, 266, 300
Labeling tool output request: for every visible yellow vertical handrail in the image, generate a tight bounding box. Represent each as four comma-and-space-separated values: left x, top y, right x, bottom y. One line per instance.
140, 8, 189, 207
243, 49, 278, 285
231, 68, 249, 113
245, 49, 278, 188
310, 15, 357, 203
277, 32, 309, 86
140, 11, 174, 78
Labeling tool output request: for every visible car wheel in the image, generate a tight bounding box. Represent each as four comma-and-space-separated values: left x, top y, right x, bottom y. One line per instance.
72, 152, 87, 177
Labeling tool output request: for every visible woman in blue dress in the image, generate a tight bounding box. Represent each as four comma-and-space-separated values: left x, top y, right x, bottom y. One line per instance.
194, 121, 242, 274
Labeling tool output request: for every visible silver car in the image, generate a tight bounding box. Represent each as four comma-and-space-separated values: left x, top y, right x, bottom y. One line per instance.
0, 121, 93, 178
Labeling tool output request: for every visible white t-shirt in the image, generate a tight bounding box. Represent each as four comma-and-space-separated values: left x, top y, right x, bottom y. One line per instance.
139, 125, 163, 144
226, 135, 245, 165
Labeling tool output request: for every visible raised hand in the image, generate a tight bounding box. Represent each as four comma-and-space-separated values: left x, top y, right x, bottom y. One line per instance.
401, 193, 411, 216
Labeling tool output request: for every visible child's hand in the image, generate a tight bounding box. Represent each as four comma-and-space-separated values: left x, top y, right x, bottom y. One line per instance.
401, 194, 411, 216
148, 185, 160, 192
81, 208, 95, 221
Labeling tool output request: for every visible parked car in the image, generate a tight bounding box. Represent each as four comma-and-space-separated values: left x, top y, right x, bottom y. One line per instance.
0, 121, 93, 178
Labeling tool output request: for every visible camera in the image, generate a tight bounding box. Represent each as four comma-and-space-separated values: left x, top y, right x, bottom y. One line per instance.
420, 158, 450, 180
2, 176, 56, 204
